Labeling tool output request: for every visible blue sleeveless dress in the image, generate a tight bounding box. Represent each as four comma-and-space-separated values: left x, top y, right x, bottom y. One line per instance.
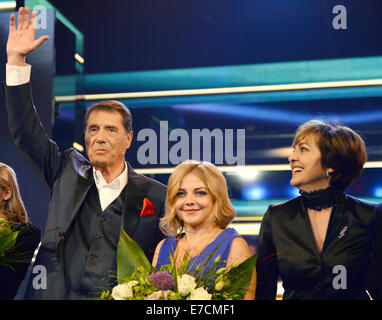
155, 228, 242, 283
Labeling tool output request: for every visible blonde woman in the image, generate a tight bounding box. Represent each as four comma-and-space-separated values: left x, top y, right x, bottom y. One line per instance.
0, 163, 40, 300
152, 160, 256, 299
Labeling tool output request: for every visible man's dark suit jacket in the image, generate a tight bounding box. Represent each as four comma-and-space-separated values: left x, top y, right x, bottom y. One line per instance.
4, 83, 167, 299
255, 194, 376, 300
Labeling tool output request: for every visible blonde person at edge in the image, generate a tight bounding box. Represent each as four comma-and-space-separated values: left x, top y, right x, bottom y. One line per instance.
152, 160, 256, 300
0, 163, 41, 300
255, 120, 376, 300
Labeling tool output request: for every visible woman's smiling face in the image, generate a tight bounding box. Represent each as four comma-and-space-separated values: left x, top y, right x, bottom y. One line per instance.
175, 173, 214, 229
288, 134, 333, 192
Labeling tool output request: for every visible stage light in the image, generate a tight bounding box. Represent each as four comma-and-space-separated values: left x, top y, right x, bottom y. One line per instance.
266, 147, 293, 158
236, 168, 260, 181
174, 103, 382, 125
228, 223, 261, 235
374, 187, 382, 198
243, 185, 266, 200
132, 162, 382, 175
0, 1, 16, 11
74, 53, 84, 64
288, 186, 300, 198
56, 78, 382, 102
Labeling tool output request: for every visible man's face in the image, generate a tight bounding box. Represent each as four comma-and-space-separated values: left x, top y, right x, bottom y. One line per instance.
85, 110, 133, 171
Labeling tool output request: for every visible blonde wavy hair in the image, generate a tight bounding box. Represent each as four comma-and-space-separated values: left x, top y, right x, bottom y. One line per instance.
160, 160, 235, 237
0, 163, 28, 226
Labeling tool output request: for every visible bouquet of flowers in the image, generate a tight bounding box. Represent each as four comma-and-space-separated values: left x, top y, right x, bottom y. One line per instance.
96, 230, 257, 300
0, 218, 30, 269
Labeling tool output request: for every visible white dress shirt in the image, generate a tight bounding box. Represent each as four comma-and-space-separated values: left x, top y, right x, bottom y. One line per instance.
93, 162, 128, 211
6, 63, 129, 212
6, 63, 31, 86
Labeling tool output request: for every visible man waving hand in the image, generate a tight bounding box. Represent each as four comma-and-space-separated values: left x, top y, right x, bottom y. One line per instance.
4, 7, 166, 300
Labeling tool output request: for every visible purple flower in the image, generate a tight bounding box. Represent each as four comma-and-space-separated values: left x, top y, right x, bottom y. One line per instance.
147, 271, 175, 290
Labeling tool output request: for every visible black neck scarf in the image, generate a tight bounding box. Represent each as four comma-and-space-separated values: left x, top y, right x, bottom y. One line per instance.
300, 185, 343, 211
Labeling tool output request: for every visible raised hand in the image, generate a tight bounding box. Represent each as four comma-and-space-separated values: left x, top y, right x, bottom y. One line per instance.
6, 6, 50, 66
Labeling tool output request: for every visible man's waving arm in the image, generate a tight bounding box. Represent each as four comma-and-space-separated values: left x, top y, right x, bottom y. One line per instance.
4, 7, 63, 187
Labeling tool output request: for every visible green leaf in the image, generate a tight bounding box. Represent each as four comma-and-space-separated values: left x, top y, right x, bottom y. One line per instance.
0, 218, 12, 237
0, 230, 19, 253
1, 227, 33, 269
117, 229, 152, 284
225, 254, 257, 300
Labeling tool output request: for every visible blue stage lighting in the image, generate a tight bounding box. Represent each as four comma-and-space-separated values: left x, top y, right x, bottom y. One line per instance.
288, 186, 300, 198
374, 187, 382, 198
173, 104, 382, 125
242, 185, 266, 200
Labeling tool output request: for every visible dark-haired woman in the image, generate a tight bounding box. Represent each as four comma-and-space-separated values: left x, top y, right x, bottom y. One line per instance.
256, 120, 376, 300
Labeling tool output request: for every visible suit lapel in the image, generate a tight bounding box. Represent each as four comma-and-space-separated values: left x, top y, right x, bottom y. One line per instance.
68, 167, 94, 231
321, 195, 348, 253
62, 161, 148, 239
56, 165, 93, 250
121, 163, 147, 238
300, 195, 348, 255
296, 199, 321, 256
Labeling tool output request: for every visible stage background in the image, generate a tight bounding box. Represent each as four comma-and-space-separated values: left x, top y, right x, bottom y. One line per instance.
0, 0, 382, 299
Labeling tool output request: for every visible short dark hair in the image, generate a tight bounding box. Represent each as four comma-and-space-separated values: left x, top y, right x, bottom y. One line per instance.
293, 120, 367, 190
84, 100, 133, 133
